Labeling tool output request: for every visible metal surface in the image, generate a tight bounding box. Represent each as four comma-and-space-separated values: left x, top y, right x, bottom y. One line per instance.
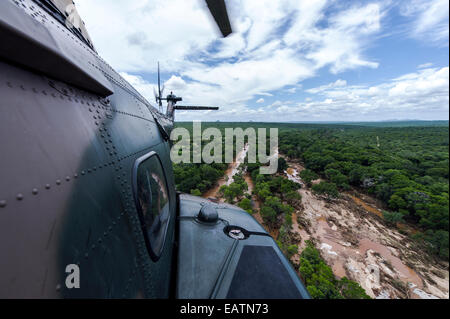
0, 0, 309, 299
176, 195, 310, 299
205, 0, 232, 37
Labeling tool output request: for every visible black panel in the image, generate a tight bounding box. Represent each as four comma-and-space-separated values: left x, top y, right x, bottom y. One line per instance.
226, 246, 304, 299
205, 0, 232, 37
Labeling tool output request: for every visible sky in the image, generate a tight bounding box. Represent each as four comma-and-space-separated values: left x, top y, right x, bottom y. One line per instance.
75, 0, 449, 122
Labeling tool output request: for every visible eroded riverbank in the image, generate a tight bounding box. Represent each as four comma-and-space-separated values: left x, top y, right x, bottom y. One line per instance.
283, 158, 449, 299
201, 147, 449, 299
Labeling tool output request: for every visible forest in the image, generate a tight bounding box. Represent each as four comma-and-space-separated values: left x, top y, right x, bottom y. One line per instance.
172, 121, 449, 298
278, 125, 449, 259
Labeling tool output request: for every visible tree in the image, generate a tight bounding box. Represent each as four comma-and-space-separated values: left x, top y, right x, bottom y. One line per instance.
190, 189, 202, 196
260, 206, 277, 224
299, 241, 369, 299
238, 197, 253, 213
300, 169, 318, 187
382, 210, 404, 226
278, 157, 288, 173
338, 277, 371, 299
312, 182, 339, 199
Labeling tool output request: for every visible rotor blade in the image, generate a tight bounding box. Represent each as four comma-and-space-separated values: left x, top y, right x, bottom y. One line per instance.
153, 87, 158, 102
205, 0, 232, 37
174, 106, 219, 110
157, 62, 162, 106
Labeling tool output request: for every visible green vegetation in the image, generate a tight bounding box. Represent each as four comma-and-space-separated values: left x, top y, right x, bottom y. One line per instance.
247, 161, 300, 226
172, 121, 449, 298
299, 241, 370, 299
311, 181, 340, 199
219, 173, 248, 203
279, 125, 449, 260
299, 169, 318, 187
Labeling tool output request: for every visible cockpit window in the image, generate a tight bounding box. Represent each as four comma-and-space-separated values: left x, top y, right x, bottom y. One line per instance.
133, 152, 170, 261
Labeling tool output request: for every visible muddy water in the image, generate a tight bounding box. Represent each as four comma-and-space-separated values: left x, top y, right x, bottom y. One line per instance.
358, 238, 423, 288
349, 194, 383, 218
201, 151, 448, 298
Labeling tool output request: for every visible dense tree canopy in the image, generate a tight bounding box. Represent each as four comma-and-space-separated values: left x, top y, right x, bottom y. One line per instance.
279, 125, 449, 259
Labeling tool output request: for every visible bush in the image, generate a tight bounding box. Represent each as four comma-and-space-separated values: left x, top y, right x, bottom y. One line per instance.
260, 206, 277, 224
238, 197, 253, 214
312, 182, 339, 199
300, 169, 318, 186
190, 189, 202, 196
299, 241, 370, 299
382, 210, 404, 225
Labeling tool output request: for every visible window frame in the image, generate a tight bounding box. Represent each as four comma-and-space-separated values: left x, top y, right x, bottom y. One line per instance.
132, 151, 171, 262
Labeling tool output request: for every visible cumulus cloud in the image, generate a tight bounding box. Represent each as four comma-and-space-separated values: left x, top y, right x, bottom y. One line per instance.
76, 0, 384, 106
256, 98, 265, 103
306, 79, 347, 94
75, 0, 447, 122
274, 67, 449, 122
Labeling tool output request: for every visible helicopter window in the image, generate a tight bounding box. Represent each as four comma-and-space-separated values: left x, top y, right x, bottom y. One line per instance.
133, 152, 170, 261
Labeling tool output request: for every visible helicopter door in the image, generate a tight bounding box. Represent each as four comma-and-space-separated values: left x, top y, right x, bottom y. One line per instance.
132, 152, 171, 262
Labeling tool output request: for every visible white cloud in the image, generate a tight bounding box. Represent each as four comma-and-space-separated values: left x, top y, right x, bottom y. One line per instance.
306, 79, 347, 94
281, 67, 449, 122
164, 75, 187, 91
418, 62, 433, 69
74, 0, 447, 122
285, 88, 297, 94
256, 98, 265, 103
399, 0, 449, 45
256, 92, 274, 97
76, 0, 385, 110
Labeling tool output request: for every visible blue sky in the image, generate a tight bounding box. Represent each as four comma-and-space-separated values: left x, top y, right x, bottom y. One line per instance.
76, 0, 449, 122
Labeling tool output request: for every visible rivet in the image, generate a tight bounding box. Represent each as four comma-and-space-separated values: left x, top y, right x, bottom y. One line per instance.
74, 173, 78, 178
56, 180, 61, 185
45, 184, 51, 189
56, 284, 61, 291
32, 188, 38, 195
88, 169, 91, 173
84, 253, 89, 259
16, 194, 24, 201
0, 200, 6, 208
